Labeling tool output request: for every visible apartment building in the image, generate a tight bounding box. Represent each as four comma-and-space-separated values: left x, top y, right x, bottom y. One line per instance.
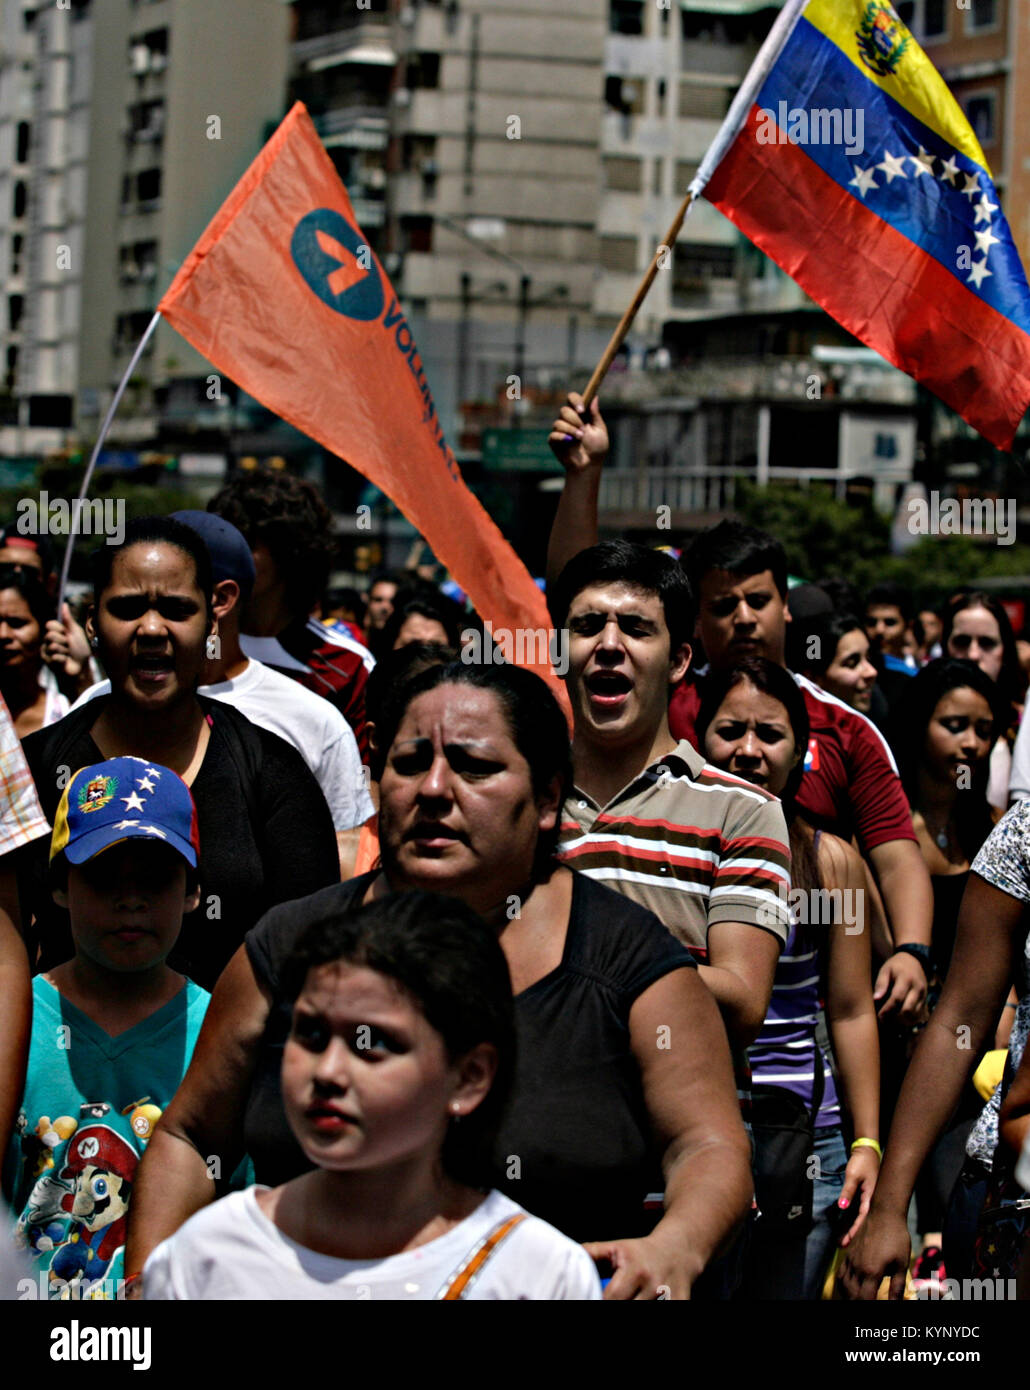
0, 0, 290, 463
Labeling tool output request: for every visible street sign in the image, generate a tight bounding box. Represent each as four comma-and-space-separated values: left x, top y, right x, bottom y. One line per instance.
481, 429, 561, 472
0, 459, 37, 487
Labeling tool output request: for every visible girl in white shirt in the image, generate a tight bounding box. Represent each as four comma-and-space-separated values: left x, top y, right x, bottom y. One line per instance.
143, 890, 600, 1300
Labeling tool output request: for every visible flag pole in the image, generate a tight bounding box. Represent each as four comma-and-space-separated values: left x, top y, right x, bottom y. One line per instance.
581, 0, 810, 407
56, 309, 163, 614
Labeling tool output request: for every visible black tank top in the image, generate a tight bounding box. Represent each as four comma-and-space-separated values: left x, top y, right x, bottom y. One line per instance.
930, 870, 970, 984
244, 871, 696, 1242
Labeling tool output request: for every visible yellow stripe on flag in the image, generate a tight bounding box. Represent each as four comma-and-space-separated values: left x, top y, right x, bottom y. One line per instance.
803, 0, 990, 174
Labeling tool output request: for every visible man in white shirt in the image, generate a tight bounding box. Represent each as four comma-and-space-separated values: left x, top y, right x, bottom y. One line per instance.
74, 513, 373, 876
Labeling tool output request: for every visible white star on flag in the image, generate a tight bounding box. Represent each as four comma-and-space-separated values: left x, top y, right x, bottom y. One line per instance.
849, 165, 878, 198
967, 258, 992, 289
143, 767, 162, 779
877, 150, 908, 183
909, 146, 935, 176
938, 155, 960, 185
974, 226, 1001, 255
137, 777, 156, 793
974, 194, 998, 225
961, 172, 982, 200
121, 791, 146, 812
139, 825, 167, 839
114, 820, 141, 830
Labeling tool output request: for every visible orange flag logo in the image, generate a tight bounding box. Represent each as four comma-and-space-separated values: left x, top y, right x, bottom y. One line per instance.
159, 102, 568, 712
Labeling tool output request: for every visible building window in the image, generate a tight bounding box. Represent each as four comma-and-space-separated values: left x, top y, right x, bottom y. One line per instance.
672, 244, 735, 304
15, 122, 30, 165
128, 100, 165, 141
969, 0, 998, 31
605, 75, 645, 116
405, 52, 440, 89
115, 311, 156, 356
896, 1, 915, 26
923, 0, 947, 39
600, 237, 637, 273
679, 82, 731, 121
609, 1, 643, 36
11, 234, 23, 276
401, 134, 437, 173
400, 215, 433, 254
603, 156, 642, 192
12, 181, 26, 219
119, 240, 158, 282
129, 27, 168, 76
136, 168, 162, 204
8, 295, 24, 332
964, 93, 995, 146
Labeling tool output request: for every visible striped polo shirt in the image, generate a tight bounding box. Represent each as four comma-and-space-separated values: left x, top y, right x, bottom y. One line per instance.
558, 739, 791, 959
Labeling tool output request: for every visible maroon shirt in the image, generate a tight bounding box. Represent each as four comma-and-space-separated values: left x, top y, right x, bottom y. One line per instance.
669, 669, 916, 853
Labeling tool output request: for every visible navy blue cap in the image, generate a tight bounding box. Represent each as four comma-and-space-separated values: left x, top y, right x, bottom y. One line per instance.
171, 510, 255, 599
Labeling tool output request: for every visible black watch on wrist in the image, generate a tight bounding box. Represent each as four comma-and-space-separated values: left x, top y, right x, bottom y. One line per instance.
892, 942, 932, 978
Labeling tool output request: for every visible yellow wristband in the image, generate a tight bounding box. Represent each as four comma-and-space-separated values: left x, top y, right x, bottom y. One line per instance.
851, 1137, 882, 1161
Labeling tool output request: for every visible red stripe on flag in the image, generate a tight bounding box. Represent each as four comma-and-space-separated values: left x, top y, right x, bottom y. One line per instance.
705, 105, 1030, 450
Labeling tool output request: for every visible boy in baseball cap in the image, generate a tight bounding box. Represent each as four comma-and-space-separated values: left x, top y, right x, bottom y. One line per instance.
5, 756, 210, 1298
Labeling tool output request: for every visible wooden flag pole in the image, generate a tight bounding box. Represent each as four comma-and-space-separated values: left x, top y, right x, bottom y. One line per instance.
581, 188, 697, 407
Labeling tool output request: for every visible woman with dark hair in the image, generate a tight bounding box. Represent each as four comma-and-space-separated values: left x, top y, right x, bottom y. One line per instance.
8, 516, 339, 989
379, 584, 465, 654
791, 607, 880, 718
0, 565, 67, 737
144, 891, 602, 1300
941, 591, 1024, 814
885, 658, 1007, 1284
125, 660, 752, 1300
697, 658, 881, 1299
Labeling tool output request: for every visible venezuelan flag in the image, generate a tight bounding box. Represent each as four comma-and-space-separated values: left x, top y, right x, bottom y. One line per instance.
698, 0, 1030, 450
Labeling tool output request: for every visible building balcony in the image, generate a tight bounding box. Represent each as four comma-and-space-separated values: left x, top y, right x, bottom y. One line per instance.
598, 463, 909, 529
314, 108, 389, 148
292, 22, 395, 71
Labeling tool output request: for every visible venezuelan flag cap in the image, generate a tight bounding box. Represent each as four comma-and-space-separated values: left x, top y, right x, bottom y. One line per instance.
50, 756, 199, 869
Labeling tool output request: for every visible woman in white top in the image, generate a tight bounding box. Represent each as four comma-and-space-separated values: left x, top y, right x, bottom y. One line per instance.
143, 890, 600, 1301
0, 566, 68, 738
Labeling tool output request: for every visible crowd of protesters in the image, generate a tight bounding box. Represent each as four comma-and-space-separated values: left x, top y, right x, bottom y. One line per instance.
2, 393, 1030, 1302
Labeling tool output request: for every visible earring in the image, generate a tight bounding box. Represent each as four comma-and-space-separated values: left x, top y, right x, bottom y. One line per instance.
449, 1103, 462, 1118
89, 636, 98, 649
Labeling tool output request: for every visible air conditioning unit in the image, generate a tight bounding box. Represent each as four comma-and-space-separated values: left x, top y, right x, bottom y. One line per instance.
122, 264, 139, 281
366, 167, 386, 190
393, 87, 412, 107
149, 52, 166, 73
399, 6, 416, 25
130, 45, 150, 75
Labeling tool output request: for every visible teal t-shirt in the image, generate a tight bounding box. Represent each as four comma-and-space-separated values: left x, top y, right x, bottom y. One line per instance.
5, 975, 209, 1299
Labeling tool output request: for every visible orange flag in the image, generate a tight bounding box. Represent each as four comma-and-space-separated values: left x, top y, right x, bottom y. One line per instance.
159, 102, 568, 713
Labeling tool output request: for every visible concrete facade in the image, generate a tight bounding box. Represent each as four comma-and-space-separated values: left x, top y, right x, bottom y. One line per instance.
0, 0, 290, 458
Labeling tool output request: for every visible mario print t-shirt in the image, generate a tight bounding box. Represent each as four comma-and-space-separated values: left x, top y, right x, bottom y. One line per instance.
4, 976, 209, 1299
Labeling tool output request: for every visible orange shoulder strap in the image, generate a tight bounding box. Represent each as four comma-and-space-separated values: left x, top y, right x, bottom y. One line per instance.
436, 1213, 528, 1301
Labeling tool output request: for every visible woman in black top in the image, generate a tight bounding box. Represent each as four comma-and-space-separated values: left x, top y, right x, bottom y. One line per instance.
126, 662, 751, 1299
11, 516, 339, 989
887, 658, 1005, 1276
